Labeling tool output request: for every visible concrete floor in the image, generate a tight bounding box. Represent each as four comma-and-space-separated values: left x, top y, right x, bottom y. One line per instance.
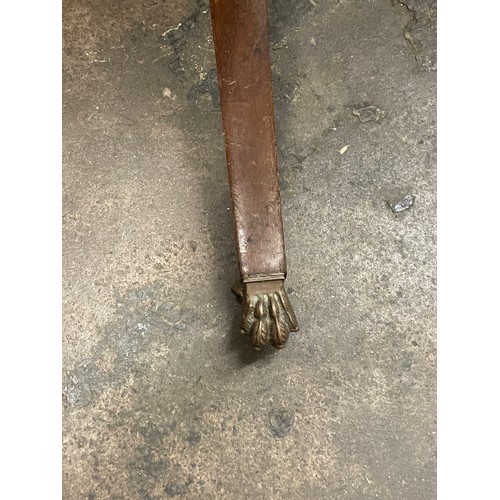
63, 0, 436, 498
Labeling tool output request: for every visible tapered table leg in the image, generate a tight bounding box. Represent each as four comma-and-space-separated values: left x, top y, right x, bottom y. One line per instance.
209, 0, 299, 349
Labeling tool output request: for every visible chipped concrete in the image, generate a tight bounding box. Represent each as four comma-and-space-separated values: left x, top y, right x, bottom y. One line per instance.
63, 0, 436, 498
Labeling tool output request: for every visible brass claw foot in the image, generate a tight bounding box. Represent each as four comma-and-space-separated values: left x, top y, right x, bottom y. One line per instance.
232, 278, 299, 350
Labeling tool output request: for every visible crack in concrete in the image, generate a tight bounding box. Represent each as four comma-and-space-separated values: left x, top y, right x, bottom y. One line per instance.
397, 0, 437, 71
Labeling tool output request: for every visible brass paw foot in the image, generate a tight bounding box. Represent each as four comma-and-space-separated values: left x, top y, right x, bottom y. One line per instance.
232, 278, 299, 350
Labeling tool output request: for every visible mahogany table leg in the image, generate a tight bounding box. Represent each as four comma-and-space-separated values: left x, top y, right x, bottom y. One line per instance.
209, 0, 299, 349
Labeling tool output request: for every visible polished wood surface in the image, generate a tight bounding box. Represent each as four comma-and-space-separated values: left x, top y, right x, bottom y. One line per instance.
210, 0, 286, 279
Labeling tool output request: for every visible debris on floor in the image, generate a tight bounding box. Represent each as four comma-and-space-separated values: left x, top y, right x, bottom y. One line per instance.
390, 193, 416, 213
352, 105, 383, 123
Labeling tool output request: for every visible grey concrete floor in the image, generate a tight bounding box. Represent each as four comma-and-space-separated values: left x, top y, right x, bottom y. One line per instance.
63, 0, 436, 498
